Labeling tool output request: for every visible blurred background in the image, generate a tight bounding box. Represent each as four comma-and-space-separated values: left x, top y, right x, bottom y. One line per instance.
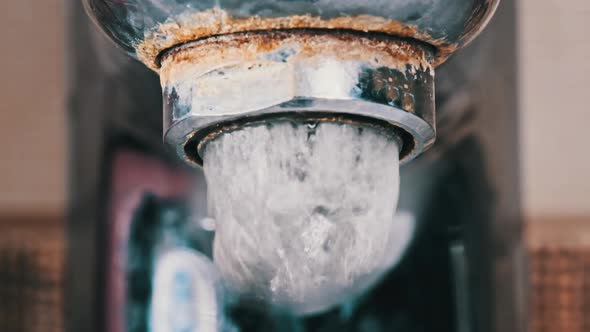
0, 0, 588, 331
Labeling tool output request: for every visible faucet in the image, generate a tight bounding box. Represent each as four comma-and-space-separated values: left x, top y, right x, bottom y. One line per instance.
81, 0, 501, 317
83, 0, 498, 166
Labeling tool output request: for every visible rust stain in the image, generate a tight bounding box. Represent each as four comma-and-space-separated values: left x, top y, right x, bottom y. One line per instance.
136, 8, 454, 71
158, 31, 434, 87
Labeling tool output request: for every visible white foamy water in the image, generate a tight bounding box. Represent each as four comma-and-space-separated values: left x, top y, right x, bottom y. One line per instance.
203, 121, 401, 314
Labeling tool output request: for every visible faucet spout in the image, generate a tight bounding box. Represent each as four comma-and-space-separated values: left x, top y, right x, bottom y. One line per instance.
161, 31, 435, 166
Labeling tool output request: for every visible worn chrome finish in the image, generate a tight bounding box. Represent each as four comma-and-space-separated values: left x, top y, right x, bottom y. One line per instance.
83, 0, 500, 164
84, 0, 498, 68
160, 31, 435, 166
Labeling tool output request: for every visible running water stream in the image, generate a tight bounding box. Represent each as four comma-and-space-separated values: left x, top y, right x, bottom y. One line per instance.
203, 121, 401, 314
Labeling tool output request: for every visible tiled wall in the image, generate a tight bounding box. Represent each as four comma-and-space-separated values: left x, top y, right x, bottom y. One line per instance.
0, 221, 64, 332
529, 247, 590, 332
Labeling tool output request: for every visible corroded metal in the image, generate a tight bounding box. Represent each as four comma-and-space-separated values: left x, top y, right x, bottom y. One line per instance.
83, 0, 499, 164
84, 0, 499, 69
140, 10, 444, 70
160, 31, 435, 166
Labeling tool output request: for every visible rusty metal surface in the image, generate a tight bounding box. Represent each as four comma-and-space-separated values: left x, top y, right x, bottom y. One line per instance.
159, 30, 434, 78
139, 9, 441, 71
159, 31, 435, 166
84, 0, 499, 70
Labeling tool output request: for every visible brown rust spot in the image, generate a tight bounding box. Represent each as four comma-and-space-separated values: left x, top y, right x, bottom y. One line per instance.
136, 7, 454, 71
158, 31, 434, 87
